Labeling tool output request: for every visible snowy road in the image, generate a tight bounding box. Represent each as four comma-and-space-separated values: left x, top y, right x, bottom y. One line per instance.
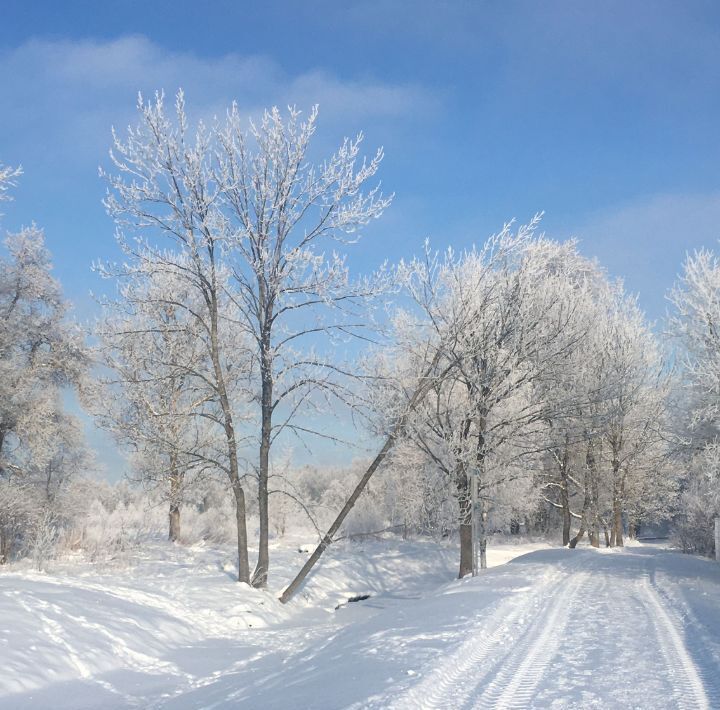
384, 548, 720, 709
1, 543, 719, 709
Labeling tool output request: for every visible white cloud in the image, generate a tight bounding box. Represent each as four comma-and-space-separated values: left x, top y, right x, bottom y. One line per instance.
559, 191, 720, 319
0, 35, 436, 174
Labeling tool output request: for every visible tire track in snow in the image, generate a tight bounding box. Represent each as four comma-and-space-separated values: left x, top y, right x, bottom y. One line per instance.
638, 574, 710, 710
386, 567, 569, 710
649, 574, 720, 707
473, 569, 589, 709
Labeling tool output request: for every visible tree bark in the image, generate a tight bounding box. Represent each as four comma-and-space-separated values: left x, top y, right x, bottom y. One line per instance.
253, 336, 272, 588
478, 501, 488, 570
587, 442, 600, 548
611, 456, 624, 547
568, 522, 585, 549
457, 468, 473, 578
613, 498, 624, 547
168, 460, 181, 542
559, 442, 572, 546
232, 482, 250, 583
0, 529, 8, 565
208, 271, 250, 584
169, 503, 181, 543
569, 444, 594, 549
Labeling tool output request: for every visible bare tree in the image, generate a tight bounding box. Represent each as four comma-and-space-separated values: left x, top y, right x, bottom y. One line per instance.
88, 268, 231, 542
214, 104, 391, 586
101, 94, 254, 582
101, 93, 390, 586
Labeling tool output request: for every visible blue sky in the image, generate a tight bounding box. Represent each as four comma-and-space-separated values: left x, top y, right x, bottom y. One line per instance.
2, 1, 720, 474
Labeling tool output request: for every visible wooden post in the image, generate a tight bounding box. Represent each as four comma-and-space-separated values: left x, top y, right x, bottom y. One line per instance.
715, 517, 720, 563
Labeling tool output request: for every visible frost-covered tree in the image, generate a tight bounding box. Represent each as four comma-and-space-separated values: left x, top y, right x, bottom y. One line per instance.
669, 249, 720, 429
371, 221, 595, 576
96, 251, 253, 579
519, 265, 676, 553
533, 258, 609, 545
88, 268, 241, 542
0, 225, 87, 562
102, 92, 390, 586
0, 163, 21, 208
595, 297, 672, 546
214, 103, 391, 587
668, 248, 720, 553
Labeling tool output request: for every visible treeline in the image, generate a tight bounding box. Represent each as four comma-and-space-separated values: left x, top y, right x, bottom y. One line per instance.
0, 93, 718, 585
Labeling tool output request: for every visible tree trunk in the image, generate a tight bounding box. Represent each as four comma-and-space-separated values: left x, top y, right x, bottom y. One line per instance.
169, 503, 181, 542
457, 463, 473, 578
279, 350, 445, 604
613, 498, 624, 547
253, 347, 272, 588
232, 482, 250, 583
168, 462, 181, 542
478, 502, 488, 570
279, 424, 404, 603
0, 528, 8, 565
208, 277, 250, 584
458, 521, 473, 578
611, 457, 624, 547
587, 442, 600, 548
559, 444, 572, 546
569, 444, 594, 549
473, 417, 488, 571
568, 522, 585, 549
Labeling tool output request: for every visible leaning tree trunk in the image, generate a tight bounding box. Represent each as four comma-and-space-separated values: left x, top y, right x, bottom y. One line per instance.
279, 423, 405, 603
279, 350, 445, 604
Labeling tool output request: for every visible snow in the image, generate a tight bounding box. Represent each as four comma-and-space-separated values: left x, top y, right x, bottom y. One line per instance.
1, 538, 719, 709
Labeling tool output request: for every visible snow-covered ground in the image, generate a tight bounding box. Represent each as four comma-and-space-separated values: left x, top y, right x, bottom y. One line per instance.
1, 537, 719, 709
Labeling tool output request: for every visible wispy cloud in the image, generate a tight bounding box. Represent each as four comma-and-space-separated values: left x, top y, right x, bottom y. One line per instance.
0, 35, 437, 173
561, 191, 720, 319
